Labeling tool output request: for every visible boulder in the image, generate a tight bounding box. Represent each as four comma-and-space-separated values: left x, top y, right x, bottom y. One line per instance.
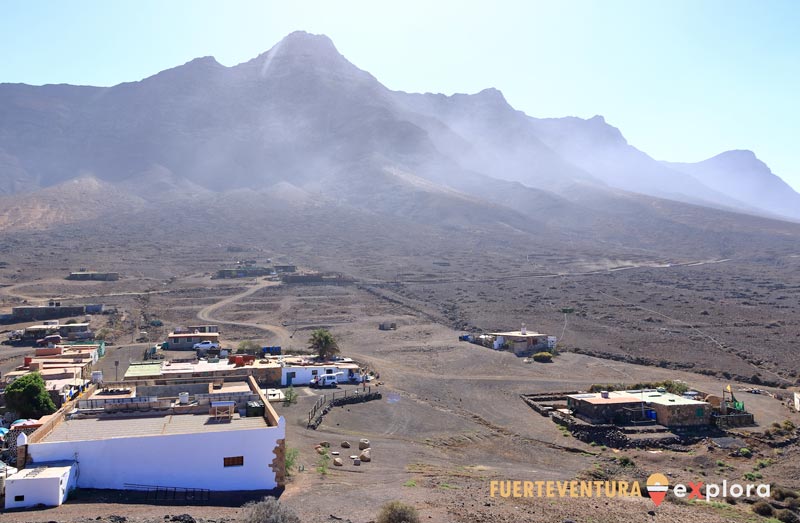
341, 441, 351, 448
333, 457, 343, 467
358, 438, 370, 450
359, 449, 371, 462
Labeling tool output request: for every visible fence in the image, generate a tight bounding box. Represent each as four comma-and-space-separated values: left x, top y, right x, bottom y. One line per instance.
123, 483, 211, 503
307, 387, 381, 429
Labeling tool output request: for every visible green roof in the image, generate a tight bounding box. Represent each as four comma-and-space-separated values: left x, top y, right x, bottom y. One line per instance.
123, 362, 163, 379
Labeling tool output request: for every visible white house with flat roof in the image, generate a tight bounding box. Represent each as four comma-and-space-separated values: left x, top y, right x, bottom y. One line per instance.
4, 460, 77, 509
16, 377, 286, 499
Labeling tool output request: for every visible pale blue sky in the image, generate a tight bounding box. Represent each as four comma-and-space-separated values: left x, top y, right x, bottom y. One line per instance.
2, 0, 798, 191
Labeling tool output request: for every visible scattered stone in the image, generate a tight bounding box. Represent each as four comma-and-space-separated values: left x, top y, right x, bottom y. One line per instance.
359, 438, 370, 450
333, 457, 343, 466
316, 446, 327, 455
648, 510, 656, 516
359, 449, 371, 462
320, 441, 330, 448
171, 515, 196, 523
353, 459, 361, 466
109, 516, 127, 523
341, 441, 351, 448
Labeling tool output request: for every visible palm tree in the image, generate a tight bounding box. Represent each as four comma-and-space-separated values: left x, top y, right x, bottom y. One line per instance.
308, 329, 340, 361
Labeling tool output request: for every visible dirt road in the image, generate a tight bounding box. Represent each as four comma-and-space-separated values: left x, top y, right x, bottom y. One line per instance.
195, 279, 291, 345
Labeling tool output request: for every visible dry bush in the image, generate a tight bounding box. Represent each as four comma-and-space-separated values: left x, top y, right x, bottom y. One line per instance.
752, 500, 774, 517
240, 497, 300, 523
377, 500, 420, 523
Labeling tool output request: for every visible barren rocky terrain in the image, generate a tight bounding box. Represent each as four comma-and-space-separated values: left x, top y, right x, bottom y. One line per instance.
2, 263, 800, 522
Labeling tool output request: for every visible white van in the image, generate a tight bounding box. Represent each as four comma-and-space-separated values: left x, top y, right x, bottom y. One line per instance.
311, 373, 342, 388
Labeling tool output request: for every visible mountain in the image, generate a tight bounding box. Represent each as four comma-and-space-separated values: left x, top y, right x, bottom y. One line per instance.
0, 30, 798, 246
665, 150, 800, 221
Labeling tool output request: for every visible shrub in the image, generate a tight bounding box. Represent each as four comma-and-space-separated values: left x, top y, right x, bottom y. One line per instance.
752, 500, 774, 517
377, 501, 420, 523
739, 447, 752, 457
744, 472, 763, 481
316, 448, 331, 476
532, 352, 553, 363
240, 497, 301, 523
773, 486, 799, 501
283, 386, 298, 406
775, 509, 800, 523
617, 456, 635, 468
284, 448, 299, 476
755, 459, 774, 469
237, 340, 261, 354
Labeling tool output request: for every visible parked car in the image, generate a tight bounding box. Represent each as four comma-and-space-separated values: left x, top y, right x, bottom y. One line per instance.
193, 340, 220, 350
310, 373, 341, 388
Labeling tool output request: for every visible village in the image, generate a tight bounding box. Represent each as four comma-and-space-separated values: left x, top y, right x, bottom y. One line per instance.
0, 265, 799, 521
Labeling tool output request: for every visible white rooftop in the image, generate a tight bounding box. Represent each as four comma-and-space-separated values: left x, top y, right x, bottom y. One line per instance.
42, 413, 268, 443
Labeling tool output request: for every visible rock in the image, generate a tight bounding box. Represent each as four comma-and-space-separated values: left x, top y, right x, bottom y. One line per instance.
320, 441, 330, 448
359, 449, 371, 462
353, 459, 361, 466
648, 510, 656, 516
316, 447, 327, 455
359, 438, 370, 450
171, 516, 196, 523
341, 441, 351, 448
333, 457, 343, 466
109, 516, 128, 523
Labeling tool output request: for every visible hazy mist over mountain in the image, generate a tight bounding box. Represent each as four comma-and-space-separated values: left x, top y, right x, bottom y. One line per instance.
1, 30, 799, 231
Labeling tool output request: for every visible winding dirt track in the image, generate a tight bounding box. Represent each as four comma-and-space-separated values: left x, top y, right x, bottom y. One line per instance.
195, 279, 291, 344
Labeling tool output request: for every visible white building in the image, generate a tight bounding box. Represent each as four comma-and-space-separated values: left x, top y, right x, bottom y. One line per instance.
4, 461, 77, 509
16, 377, 286, 499
281, 361, 361, 386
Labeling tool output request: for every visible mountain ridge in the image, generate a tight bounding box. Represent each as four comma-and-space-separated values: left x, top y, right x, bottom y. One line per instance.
0, 30, 798, 236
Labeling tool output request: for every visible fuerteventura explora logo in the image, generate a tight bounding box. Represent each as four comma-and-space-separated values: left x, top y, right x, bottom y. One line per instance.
645, 472, 770, 507
646, 473, 669, 507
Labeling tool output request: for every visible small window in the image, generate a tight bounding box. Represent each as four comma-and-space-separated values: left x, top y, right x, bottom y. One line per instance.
224, 456, 244, 467
287, 371, 296, 378
325, 369, 333, 374
14, 495, 24, 502
696, 408, 705, 417
311, 370, 318, 375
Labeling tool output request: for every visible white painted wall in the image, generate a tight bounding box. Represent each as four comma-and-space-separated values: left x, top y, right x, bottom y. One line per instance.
282, 366, 337, 386
27, 418, 285, 491
4, 464, 76, 509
